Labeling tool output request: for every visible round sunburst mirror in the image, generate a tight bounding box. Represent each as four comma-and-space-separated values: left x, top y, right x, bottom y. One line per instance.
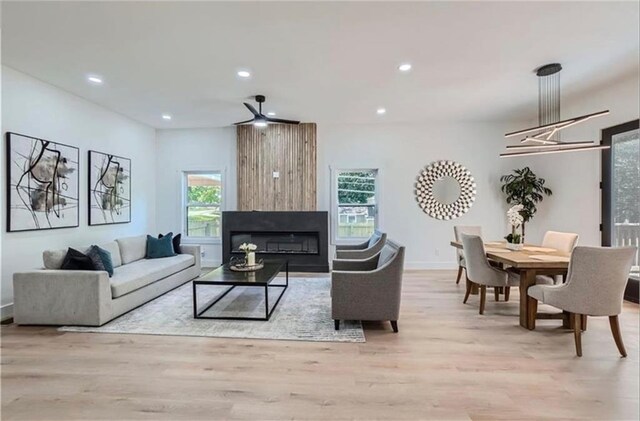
415, 161, 476, 220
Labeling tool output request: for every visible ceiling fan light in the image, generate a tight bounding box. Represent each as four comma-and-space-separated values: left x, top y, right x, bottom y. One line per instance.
253, 120, 267, 128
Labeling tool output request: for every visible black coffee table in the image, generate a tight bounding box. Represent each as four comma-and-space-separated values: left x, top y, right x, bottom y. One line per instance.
192, 260, 288, 320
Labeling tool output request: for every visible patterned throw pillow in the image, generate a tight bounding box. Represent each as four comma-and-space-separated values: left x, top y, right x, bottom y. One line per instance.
86, 246, 106, 272
91, 245, 114, 277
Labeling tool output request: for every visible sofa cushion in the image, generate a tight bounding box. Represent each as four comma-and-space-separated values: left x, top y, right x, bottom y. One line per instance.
99, 241, 122, 268
116, 235, 147, 265
109, 254, 195, 298
146, 234, 176, 259
43, 241, 121, 269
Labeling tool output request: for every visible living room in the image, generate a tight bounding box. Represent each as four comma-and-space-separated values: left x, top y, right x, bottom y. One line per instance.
1, 1, 639, 420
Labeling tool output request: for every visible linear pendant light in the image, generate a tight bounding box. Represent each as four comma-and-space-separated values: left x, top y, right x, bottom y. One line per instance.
501, 63, 610, 158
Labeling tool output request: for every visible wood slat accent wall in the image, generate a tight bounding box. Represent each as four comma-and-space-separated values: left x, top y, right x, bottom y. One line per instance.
237, 123, 317, 211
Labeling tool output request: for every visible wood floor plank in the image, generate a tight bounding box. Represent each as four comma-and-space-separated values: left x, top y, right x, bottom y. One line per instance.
1, 270, 638, 420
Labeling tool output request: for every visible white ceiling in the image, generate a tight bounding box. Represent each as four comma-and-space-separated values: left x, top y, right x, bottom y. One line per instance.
2, 1, 638, 129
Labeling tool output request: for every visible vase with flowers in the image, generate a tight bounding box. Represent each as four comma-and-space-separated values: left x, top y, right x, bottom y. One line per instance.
239, 242, 258, 266
505, 204, 524, 250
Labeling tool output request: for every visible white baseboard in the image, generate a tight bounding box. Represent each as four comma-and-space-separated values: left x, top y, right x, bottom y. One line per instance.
1, 303, 14, 321
404, 261, 457, 270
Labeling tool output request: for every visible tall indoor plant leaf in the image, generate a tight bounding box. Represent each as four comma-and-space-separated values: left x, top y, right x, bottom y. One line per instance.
500, 167, 552, 238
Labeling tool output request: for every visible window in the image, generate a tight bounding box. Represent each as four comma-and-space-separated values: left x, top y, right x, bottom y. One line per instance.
183, 171, 223, 239
335, 169, 378, 239
602, 120, 639, 299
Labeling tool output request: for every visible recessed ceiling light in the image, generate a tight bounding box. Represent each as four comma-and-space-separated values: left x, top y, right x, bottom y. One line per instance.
377, 108, 387, 115
267, 112, 276, 116
237, 70, 251, 78
162, 114, 172, 120
87, 76, 103, 84
398, 63, 412, 72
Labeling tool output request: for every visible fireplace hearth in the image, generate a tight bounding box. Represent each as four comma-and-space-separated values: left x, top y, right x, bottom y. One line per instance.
222, 211, 329, 272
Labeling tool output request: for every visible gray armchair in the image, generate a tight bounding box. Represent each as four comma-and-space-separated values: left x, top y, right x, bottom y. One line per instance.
335, 230, 387, 260
331, 240, 405, 333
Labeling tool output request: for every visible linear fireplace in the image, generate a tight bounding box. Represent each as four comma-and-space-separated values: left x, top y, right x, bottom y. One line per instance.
222, 211, 329, 272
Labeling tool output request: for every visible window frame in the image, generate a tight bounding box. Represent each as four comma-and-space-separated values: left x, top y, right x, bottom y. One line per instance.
182, 170, 224, 244
331, 167, 380, 244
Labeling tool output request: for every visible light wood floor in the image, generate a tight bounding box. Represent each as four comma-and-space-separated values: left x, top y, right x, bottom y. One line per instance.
1, 270, 638, 420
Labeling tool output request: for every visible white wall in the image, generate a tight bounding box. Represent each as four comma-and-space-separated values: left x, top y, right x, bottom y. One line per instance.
317, 122, 513, 268
155, 128, 237, 267
0, 67, 157, 319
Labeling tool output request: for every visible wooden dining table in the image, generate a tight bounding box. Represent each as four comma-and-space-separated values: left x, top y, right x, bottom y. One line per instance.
450, 240, 571, 330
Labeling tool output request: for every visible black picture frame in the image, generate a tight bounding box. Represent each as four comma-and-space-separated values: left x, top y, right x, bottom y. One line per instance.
88, 150, 132, 226
5, 132, 80, 233
601, 119, 639, 303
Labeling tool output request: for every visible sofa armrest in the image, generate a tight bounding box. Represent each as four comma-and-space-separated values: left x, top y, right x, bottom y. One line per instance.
13, 270, 111, 326
332, 255, 379, 271
180, 245, 202, 270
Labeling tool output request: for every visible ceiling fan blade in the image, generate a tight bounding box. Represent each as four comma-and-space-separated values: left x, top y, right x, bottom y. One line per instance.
265, 117, 300, 125
243, 103, 260, 116
233, 118, 255, 125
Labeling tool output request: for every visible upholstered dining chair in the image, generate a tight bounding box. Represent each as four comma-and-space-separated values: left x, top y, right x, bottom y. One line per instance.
528, 246, 636, 357
460, 234, 519, 314
453, 225, 482, 284
536, 231, 579, 285
335, 230, 387, 260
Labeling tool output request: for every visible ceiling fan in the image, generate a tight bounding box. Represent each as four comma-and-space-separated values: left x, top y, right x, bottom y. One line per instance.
233, 95, 300, 127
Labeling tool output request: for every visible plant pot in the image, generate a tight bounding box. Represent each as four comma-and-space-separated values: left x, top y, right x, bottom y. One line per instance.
506, 242, 523, 251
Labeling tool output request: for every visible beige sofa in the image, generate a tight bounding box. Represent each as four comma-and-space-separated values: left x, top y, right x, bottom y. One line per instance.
13, 235, 201, 326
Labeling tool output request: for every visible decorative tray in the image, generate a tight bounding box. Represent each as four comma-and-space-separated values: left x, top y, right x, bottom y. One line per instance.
229, 257, 264, 272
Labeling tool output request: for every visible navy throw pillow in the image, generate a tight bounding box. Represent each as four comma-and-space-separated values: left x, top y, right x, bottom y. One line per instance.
91, 245, 114, 277
61, 248, 96, 271
159, 232, 182, 254
146, 234, 176, 259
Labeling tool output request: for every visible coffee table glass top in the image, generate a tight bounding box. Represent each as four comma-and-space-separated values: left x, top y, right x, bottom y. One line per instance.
198, 260, 286, 285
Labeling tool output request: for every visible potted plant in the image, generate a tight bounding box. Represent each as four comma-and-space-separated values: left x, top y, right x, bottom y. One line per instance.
500, 167, 552, 240
505, 205, 524, 250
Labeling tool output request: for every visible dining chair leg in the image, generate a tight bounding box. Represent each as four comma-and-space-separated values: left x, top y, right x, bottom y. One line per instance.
573, 313, 583, 357
581, 315, 588, 331
463, 278, 472, 304
504, 286, 510, 302
494, 287, 500, 302
609, 315, 627, 357
456, 266, 464, 284
479, 285, 487, 315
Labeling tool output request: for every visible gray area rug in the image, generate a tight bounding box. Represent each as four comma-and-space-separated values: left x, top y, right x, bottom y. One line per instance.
59, 277, 365, 343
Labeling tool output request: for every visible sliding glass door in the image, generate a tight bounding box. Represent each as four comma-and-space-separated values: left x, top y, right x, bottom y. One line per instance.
602, 119, 639, 302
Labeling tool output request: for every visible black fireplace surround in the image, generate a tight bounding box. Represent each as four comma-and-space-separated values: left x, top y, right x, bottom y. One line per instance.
222, 211, 329, 272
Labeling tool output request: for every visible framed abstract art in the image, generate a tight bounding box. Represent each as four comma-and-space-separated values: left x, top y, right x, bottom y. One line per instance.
88, 150, 131, 225
6, 132, 80, 232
